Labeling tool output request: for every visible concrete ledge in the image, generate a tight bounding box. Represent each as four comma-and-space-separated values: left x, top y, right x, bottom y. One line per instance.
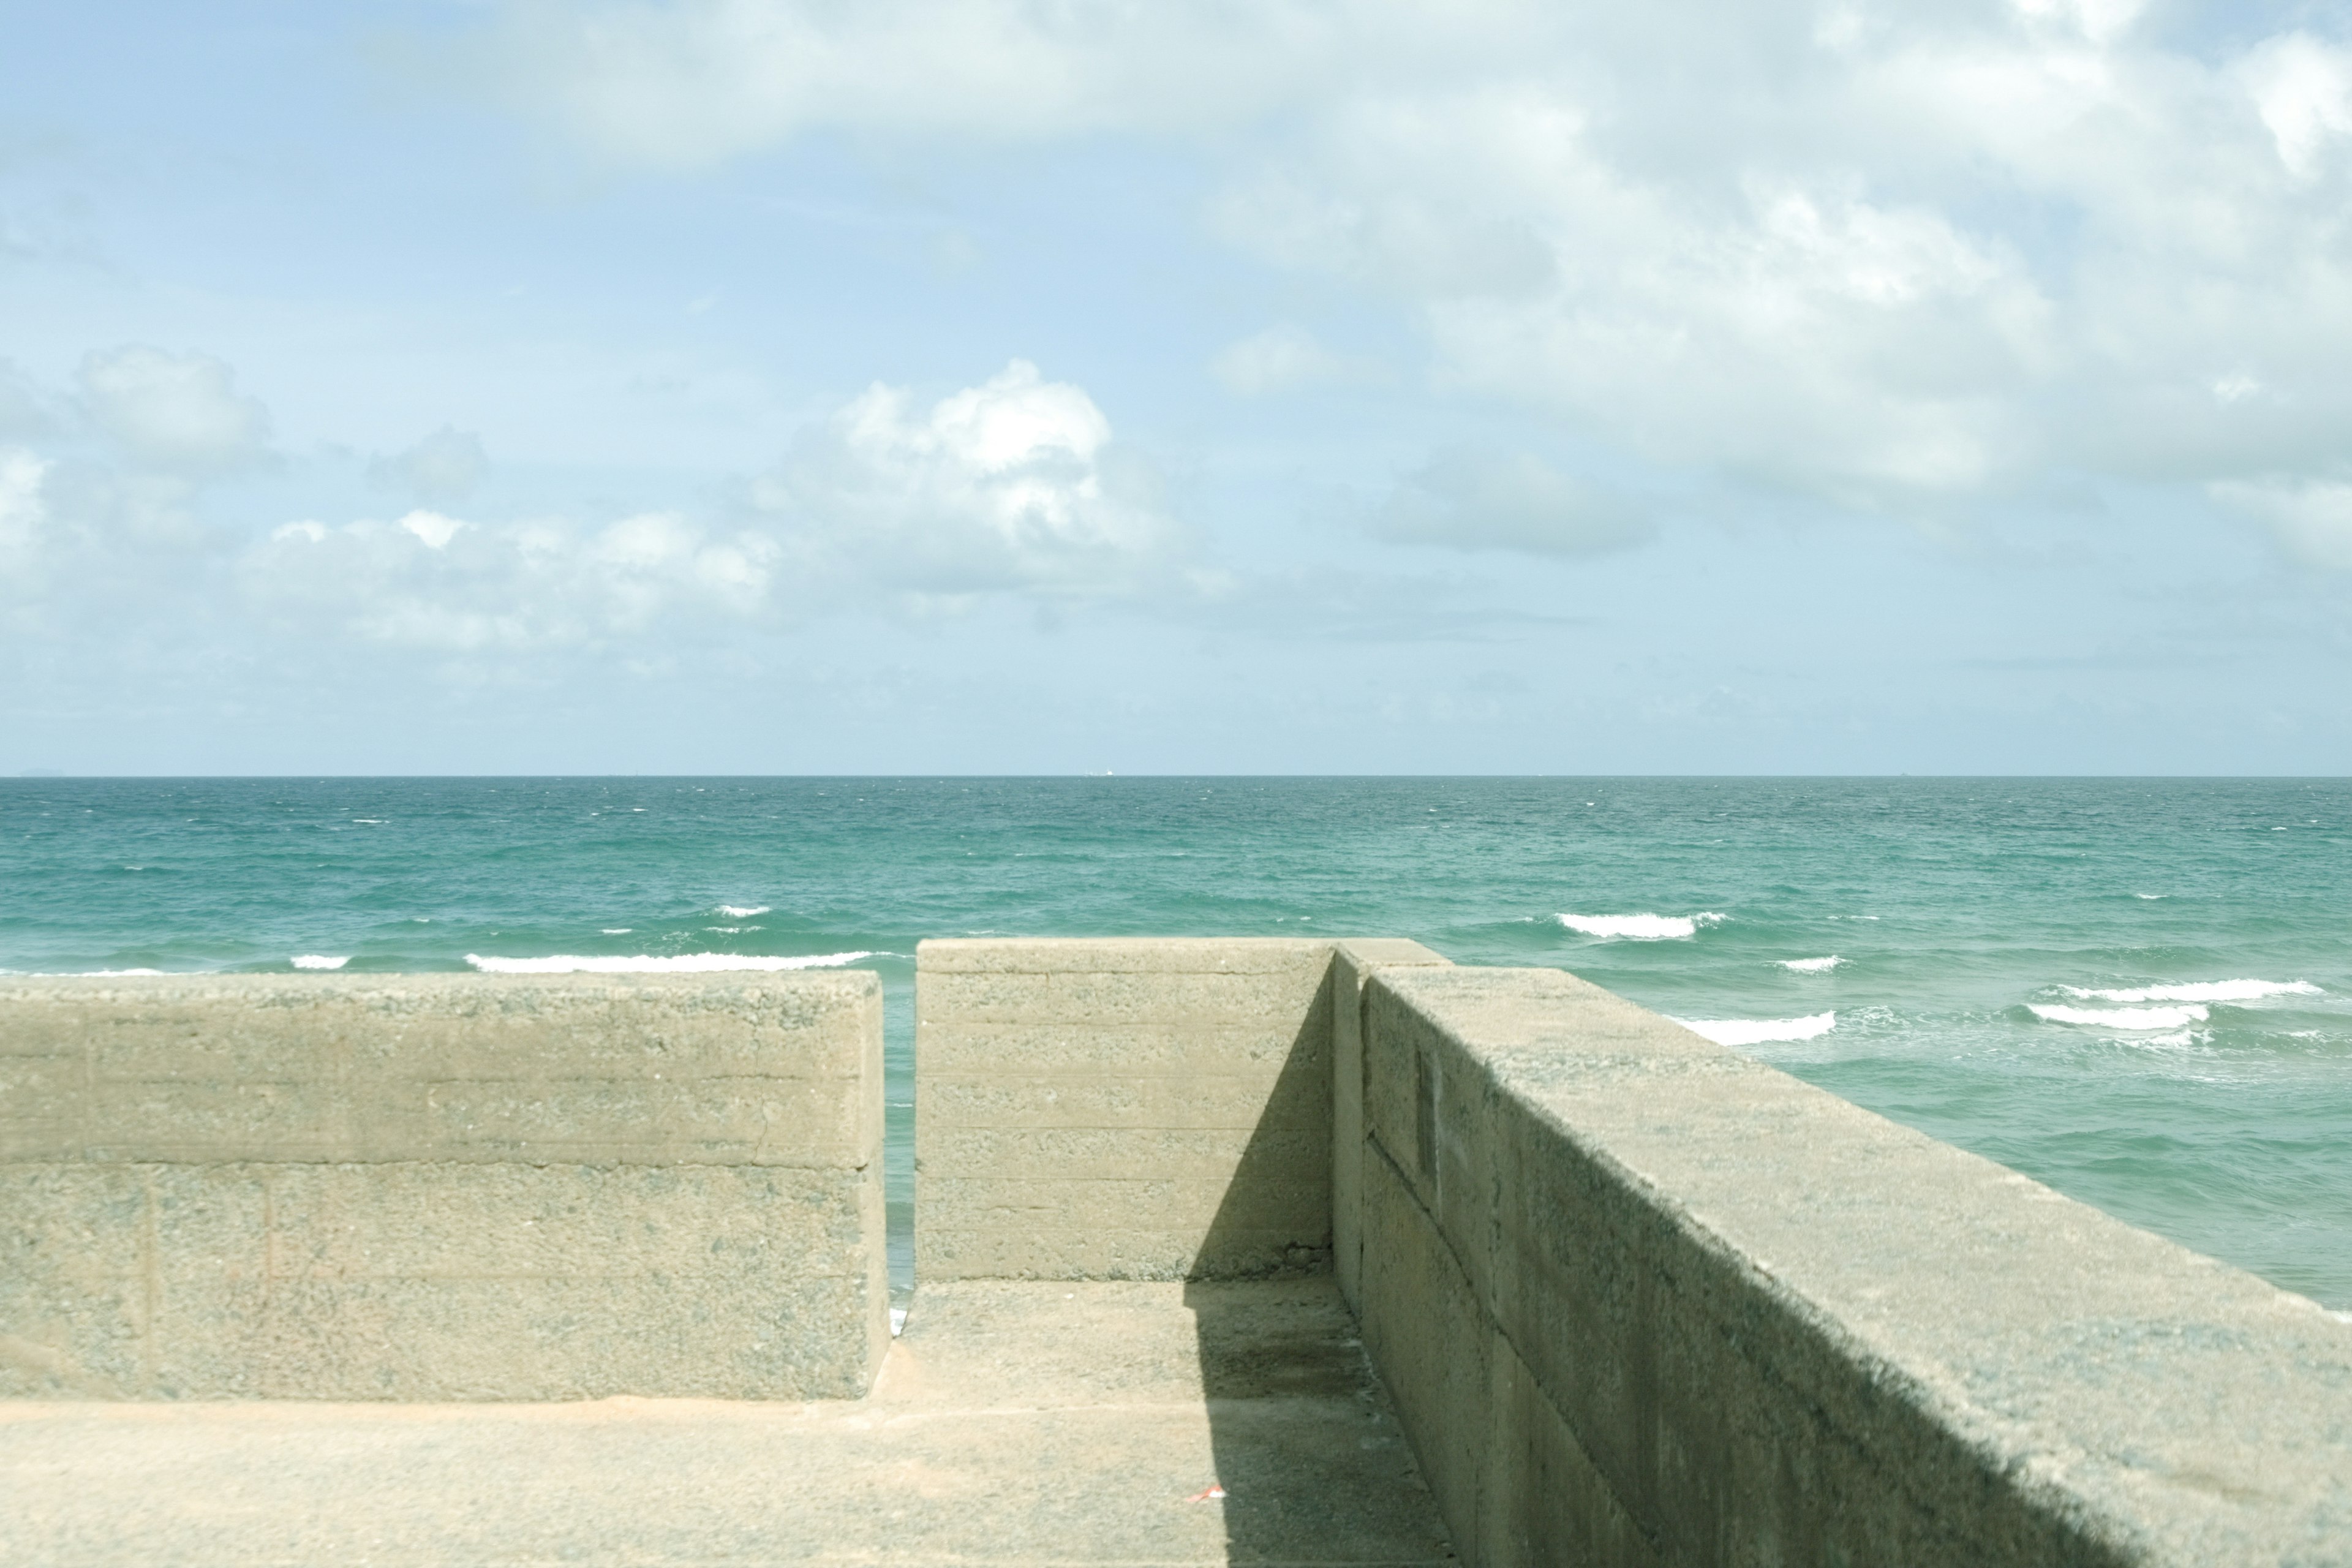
1356, 963, 2352, 1566
918, 938, 1342, 974
0, 974, 889, 1401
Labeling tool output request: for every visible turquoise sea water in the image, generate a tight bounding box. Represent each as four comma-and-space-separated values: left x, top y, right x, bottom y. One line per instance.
4, 777, 2347, 1308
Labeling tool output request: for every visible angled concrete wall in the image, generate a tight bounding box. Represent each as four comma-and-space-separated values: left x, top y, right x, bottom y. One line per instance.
915, 938, 1335, 1280
1329, 940, 1452, 1313
0, 973, 888, 1401
1349, 963, 2352, 1567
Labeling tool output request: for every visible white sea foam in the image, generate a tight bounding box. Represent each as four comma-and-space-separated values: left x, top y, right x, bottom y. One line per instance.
291, 955, 349, 970
1675, 1012, 1836, 1046
1778, 956, 1841, 973
2055, 979, 2320, 1004
1557, 911, 1725, 941
601, 928, 631, 935
464, 951, 872, 974
2030, 1003, 2209, 1030
717, 905, 771, 918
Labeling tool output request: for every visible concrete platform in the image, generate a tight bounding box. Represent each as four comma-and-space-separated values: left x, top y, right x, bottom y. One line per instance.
0, 1278, 1456, 1566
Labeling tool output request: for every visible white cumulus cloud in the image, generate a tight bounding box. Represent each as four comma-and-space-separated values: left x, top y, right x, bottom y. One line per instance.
400, 510, 466, 550
2240, 34, 2352, 180
236, 360, 1175, 653
752, 359, 1180, 598
437, 0, 2352, 540
244, 506, 781, 651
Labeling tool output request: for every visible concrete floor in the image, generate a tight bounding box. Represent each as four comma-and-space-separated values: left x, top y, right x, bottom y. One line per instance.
0, 1277, 1457, 1566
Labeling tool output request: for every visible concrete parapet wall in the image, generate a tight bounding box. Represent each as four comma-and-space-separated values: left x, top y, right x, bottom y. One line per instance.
1329, 940, 1452, 1314
0, 973, 888, 1401
1349, 964, 2352, 1566
916, 938, 1336, 1280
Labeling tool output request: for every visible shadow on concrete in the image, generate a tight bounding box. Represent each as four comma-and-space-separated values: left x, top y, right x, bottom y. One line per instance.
1183, 964, 1455, 1566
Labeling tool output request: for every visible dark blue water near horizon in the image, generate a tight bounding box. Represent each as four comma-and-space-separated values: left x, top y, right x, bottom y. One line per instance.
4, 775, 2348, 1308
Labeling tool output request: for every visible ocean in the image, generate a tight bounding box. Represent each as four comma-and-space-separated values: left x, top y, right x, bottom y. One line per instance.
4, 775, 2346, 1310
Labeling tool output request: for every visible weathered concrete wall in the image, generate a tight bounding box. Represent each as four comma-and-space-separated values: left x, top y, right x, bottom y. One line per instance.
916, 938, 1335, 1280
1329, 940, 1452, 1314
1353, 964, 2352, 1567
0, 973, 888, 1401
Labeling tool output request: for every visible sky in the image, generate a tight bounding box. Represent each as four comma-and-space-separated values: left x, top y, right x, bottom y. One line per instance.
3, 0, 2351, 775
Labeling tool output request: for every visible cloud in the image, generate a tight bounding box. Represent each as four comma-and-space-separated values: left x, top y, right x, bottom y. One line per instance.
2211, 479, 2352, 571
1370, 447, 1652, 557
400, 510, 465, 549
750, 358, 1181, 598
370, 426, 490, 505
233, 360, 1179, 653
244, 507, 780, 651
1211, 324, 1386, 396
0, 447, 47, 581
2239, 34, 2352, 181
0, 360, 56, 440
439, 0, 1376, 168
76, 346, 271, 473
438, 0, 2352, 522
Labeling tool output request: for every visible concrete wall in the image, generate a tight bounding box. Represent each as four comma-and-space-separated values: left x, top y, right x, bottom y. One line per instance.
1348, 963, 2352, 1567
1329, 940, 1452, 1313
915, 938, 1336, 1280
0, 973, 888, 1401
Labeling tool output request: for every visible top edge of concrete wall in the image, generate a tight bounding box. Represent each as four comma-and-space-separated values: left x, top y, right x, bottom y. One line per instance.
918, 938, 1341, 974
1371, 963, 2352, 1562
0, 971, 880, 1001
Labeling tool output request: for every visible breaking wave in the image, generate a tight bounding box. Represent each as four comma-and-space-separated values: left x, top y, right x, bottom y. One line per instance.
290, 955, 349, 970
1557, 911, 1725, 941
2055, 979, 2319, 1004
717, 905, 771, 918
1675, 1012, 1836, 1046
2030, 1003, 2209, 1030
1778, 956, 1841, 973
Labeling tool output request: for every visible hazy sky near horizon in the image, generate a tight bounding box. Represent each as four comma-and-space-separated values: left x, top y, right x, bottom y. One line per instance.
4, 0, 2351, 774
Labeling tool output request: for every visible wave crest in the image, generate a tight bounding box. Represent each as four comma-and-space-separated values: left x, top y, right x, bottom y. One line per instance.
2030, 1003, 2208, 1030
1778, 956, 1841, 973
717, 905, 771, 918
1675, 1012, 1836, 1046
1558, 911, 1725, 941
291, 955, 349, 970
2055, 979, 2318, 1004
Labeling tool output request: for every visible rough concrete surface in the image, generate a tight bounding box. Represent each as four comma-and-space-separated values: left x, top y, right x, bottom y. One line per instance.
1327, 941, 1452, 1316
918, 940, 1336, 1281
1357, 964, 2352, 1567
0, 974, 889, 1400
0, 1278, 1457, 1567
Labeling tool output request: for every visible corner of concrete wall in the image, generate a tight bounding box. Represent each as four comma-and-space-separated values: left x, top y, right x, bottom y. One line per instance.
1354, 963, 2352, 1568
1328, 940, 1452, 1316
0, 971, 891, 1401
914, 938, 1348, 1281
